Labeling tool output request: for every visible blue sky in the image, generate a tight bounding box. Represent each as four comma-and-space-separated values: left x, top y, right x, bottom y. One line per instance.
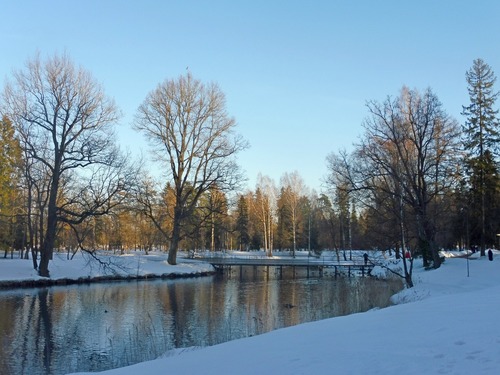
2, 1, 500, 192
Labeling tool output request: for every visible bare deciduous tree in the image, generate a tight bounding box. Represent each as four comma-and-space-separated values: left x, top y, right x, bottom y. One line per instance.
327, 87, 460, 279
134, 73, 247, 264
1, 53, 129, 276
280, 171, 307, 257
362, 87, 460, 269
132, 175, 174, 248
254, 174, 277, 257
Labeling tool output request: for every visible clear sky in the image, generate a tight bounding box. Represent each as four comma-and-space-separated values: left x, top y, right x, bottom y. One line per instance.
2, 0, 500, 192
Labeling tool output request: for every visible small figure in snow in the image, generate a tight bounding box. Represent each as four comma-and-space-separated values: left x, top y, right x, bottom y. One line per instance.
488, 249, 493, 261
363, 253, 369, 265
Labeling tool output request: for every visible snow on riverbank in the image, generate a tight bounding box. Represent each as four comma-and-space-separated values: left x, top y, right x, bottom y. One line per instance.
0, 251, 214, 287
2, 250, 499, 374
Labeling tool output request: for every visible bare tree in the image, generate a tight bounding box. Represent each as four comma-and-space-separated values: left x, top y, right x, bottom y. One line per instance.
327, 86, 460, 283
359, 87, 460, 269
253, 174, 277, 257
204, 186, 229, 252
134, 72, 247, 264
21, 147, 51, 268
1, 53, 129, 276
131, 174, 174, 249
280, 171, 307, 257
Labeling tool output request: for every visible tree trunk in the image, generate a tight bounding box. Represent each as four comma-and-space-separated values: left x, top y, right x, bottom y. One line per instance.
262, 217, 268, 254
424, 216, 441, 269
38, 248, 51, 277
31, 247, 38, 270
267, 212, 273, 257
431, 241, 442, 268
404, 268, 414, 288
481, 178, 486, 256
168, 225, 180, 265
292, 209, 296, 258
211, 212, 215, 252
399, 199, 413, 287
168, 207, 182, 265
38, 175, 59, 277
416, 215, 441, 269
39, 217, 56, 277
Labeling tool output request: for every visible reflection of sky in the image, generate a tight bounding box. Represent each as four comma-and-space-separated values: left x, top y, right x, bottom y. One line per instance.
0, 275, 401, 374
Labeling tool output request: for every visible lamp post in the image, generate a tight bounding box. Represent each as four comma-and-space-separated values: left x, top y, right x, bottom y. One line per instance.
466, 248, 470, 277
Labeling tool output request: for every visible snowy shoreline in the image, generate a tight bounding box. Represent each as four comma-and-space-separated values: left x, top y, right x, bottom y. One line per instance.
0, 268, 215, 289
0, 250, 216, 290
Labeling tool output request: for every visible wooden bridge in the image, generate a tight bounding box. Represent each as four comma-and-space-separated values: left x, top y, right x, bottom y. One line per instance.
194, 256, 374, 278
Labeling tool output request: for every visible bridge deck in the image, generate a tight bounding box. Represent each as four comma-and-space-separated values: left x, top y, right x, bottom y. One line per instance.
194, 256, 374, 276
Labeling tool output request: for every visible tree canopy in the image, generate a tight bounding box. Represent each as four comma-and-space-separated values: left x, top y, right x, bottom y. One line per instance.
134, 72, 248, 264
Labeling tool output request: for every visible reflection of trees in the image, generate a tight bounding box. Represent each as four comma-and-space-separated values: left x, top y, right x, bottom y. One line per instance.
215, 278, 236, 342
0, 289, 56, 374
38, 289, 53, 373
0, 277, 402, 374
0, 297, 21, 374
167, 282, 185, 348
279, 281, 300, 327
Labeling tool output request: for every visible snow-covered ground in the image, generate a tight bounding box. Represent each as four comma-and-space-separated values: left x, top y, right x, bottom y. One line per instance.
0, 250, 214, 286
1, 249, 499, 374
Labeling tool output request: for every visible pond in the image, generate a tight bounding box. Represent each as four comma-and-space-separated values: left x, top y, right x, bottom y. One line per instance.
0, 269, 402, 375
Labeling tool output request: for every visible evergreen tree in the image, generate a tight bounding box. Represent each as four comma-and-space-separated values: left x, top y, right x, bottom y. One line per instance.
334, 184, 351, 260
316, 194, 338, 251
0, 116, 22, 252
462, 58, 500, 255
276, 187, 293, 251
466, 150, 500, 248
235, 195, 250, 251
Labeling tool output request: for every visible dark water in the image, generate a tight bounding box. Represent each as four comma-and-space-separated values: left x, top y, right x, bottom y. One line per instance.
0, 269, 402, 375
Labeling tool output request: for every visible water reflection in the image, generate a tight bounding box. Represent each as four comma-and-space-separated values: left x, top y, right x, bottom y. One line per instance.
0, 271, 402, 375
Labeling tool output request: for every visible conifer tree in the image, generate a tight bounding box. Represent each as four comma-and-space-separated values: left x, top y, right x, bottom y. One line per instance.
235, 195, 250, 251
462, 58, 500, 255
0, 116, 21, 210
0, 116, 22, 252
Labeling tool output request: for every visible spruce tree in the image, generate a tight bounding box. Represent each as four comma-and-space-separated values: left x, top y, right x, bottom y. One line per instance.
462, 58, 500, 255
0, 116, 22, 251
235, 195, 250, 251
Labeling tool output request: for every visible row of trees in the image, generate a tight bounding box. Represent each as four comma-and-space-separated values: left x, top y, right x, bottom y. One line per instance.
0, 53, 246, 276
1, 53, 499, 281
